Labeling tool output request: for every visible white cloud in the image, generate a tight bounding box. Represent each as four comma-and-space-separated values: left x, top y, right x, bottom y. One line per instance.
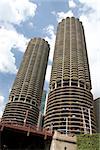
0, 96, 4, 106
56, 10, 74, 22
68, 0, 77, 8
78, 0, 100, 99
0, 26, 28, 74
0, 0, 37, 25
0, 95, 5, 118
0, 0, 37, 74
44, 25, 56, 62
79, 0, 100, 6
45, 65, 52, 84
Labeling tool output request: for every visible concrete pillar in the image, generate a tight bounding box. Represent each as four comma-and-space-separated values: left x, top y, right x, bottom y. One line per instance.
50, 131, 77, 150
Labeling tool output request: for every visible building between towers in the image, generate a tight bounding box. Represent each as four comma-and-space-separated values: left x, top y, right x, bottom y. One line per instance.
44, 17, 96, 134
2, 38, 50, 126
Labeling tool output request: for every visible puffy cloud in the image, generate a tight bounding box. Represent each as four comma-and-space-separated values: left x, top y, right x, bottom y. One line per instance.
0, 96, 4, 106
0, 0, 37, 74
0, 95, 5, 118
79, 0, 100, 7
78, 0, 100, 99
0, 26, 29, 74
79, 0, 100, 19
56, 10, 74, 22
68, 0, 77, 8
44, 25, 56, 62
0, 0, 37, 25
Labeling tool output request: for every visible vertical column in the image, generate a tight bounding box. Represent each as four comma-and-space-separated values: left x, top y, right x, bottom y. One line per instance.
69, 18, 72, 86
62, 19, 66, 87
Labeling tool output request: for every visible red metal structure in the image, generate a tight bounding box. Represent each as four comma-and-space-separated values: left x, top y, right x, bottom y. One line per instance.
0, 120, 53, 149
0, 121, 53, 137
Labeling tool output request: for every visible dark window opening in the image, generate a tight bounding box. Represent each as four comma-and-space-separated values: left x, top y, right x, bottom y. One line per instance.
71, 82, 78, 86
11, 96, 14, 101
14, 97, 18, 101
64, 146, 67, 150
32, 101, 35, 105
52, 83, 55, 89
86, 84, 89, 89
26, 99, 30, 103
21, 95, 25, 98
71, 79, 78, 86
20, 98, 25, 101
57, 80, 61, 87
63, 79, 69, 86
80, 81, 84, 88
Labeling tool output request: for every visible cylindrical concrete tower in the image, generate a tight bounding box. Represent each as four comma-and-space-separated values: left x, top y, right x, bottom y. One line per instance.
44, 17, 96, 134
2, 38, 50, 126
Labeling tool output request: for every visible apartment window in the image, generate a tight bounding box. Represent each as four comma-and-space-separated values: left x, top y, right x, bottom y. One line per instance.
32, 101, 35, 105
11, 96, 14, 101
26, 99, 30, 103
80, 81, 84, 88
63, 79, 69, 86
86, 84, 89, 89
20, 98, 25, 101
71, 80, 78, 86
14, 97, 18, 101
52, 83, 55, 89
57, 80, 61, 87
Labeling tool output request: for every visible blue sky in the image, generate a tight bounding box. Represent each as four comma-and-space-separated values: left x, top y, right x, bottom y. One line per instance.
0, 0, 100, 117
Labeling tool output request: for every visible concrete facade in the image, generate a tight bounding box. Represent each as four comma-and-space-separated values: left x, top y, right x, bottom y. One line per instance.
44, 17, 96, 134
50, 131, 77, 150
94, 97, 100, 133
2, 38, 50, 126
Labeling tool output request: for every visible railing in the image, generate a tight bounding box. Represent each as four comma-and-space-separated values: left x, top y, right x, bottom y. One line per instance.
0, 119, 53, 137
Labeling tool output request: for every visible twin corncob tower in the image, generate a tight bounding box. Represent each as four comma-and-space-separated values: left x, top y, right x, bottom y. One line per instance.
44, 17, 96, 134
2, 38, 50, 126
2, 17, 96, 134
